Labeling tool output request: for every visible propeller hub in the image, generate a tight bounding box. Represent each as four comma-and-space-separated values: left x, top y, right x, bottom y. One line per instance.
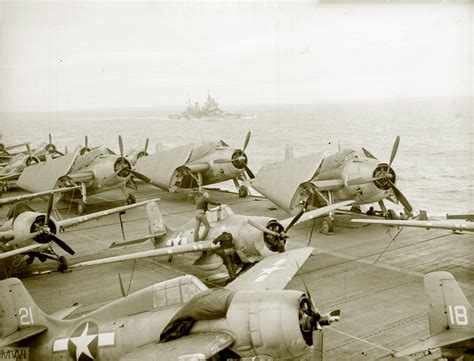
231, 149, 248, 169
114, 157, 132, 178
45, 144, 56, 153
31, 215, 57, 244
263, 220, 286, 252
373, 163, 396, 190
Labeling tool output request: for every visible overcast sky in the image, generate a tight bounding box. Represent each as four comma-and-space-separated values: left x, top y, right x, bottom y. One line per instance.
0, 1, 471, 113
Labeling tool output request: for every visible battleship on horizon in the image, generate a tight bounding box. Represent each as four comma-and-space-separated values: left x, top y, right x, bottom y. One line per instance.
169, 92, 256, 121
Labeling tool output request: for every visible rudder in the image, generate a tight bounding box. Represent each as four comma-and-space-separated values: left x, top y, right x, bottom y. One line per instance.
424, 271, 472, 336
0, 278, 47, 338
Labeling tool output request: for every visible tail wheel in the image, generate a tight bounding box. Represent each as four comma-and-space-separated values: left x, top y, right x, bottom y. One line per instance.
321, 217, 334, 234
58, 256, 68, 272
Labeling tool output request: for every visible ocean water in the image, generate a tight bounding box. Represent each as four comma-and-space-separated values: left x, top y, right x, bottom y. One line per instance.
1, 97, 472, 216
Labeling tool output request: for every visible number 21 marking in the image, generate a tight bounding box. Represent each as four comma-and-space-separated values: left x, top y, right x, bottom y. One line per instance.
19, 307, 34, 325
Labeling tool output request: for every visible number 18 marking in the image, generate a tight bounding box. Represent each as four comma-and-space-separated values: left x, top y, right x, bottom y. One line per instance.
447, 305, 468, 326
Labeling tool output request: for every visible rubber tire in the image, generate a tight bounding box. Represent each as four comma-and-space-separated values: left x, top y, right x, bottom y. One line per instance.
238, 186, 249, 198
58, 256, 68, 273
126, 193, 136, 205
77, 201, 87, 214
321, 217, 334, 234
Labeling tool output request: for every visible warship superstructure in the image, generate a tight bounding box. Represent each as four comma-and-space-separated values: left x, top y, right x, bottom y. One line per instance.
169, 92, 256, 120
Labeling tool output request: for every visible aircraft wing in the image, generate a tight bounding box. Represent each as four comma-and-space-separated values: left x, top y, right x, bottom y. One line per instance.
17, 151, 79, 192
0, 244, 44, 260
250, 152, 325, 211
72, 240, 219, 268
56, 199, 160, 229
226, 247, 314, 291
134, 144, 194, 191
120, 332, 234, 361
351, 219, 474, 233
393, 330, 474, 358
0, 186, 80, 207
279, 200, 354, 229
0, 172, 21, 182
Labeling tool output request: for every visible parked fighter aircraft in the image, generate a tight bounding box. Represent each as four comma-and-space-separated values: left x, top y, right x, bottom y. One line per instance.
15, 136, 150, 214
352, 218, 474, 233
0, 247, 340, 360
126, 138, 149, 166
393, 271, 473, 360
250, 136, 413, 233
134, 132, 254, 197
0, 145, 42, 189
74, 200, 353, 274
0, 136, 30, 163
0, 195, 158, 277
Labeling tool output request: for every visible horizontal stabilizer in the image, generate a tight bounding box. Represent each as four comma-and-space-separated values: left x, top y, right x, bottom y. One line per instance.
0, 325, 47, 348
393, 330, 474, 358
120, 332, 234, 361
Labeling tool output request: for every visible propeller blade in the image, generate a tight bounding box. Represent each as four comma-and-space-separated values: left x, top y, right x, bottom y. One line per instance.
49, 133, 52, 144
118, 135, 125, 168
130, 170, 151, 183
242, 131, 251, 153
85, 135, 88, 148
144, 138, 149, 153
49, 234, 75, 255
247, 218, 280, 237
388, 181, 413, 213
284, 208, 305, 233
388, 135, 400, 170
65, 146, 68, 154
244, 164, 255, 179
102, 170, 122, 187
220, 139, 229, 147
55, 150, 64, 156
44, 194, 54, 227
26, 143, 32, 156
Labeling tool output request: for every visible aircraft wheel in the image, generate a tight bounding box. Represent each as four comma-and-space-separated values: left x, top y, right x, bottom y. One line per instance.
126, 193, 136, 205
386, 209, 398, 220
58, 256, 68, 272
77, 201, 87, 214
321, 217, 334, 234
238, 185, 249, 198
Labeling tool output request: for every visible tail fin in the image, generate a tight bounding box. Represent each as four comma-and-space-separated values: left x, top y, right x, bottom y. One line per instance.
424, 271, 472, 335
0, 278, 48, 344
147, 201, 171, 247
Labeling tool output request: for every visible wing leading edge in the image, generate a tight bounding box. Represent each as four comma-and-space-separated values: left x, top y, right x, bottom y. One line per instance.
120, 332, 234, 361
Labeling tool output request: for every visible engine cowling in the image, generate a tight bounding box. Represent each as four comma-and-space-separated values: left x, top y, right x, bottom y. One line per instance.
191, 290, 312, 359
10, 211, 57, 247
